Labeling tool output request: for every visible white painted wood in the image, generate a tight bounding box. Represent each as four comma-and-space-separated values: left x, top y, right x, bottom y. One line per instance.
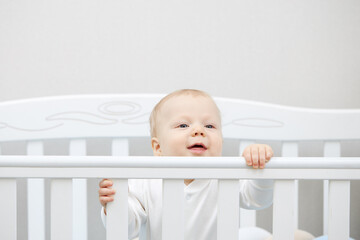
323, 141, 340, 235
162, 179, 184, 240
1, 95, 360, 142
4, 156, 359, 169
112, 138, 129, 156
0, 179, 17, 240
1, 166, 360, 180
281, 142, 299, 229
273, 180, 296, 240
110, 138, 135, 239
0, 94, 359, 240
106, 179, 128, 240
217, 180, 239, 240
281, 142, 299, 158
239, 140, 256, 228
1, 156, 360, 179
328, 180, 350, 240
27, 141, 46, 240
51, 179, 72, 240
70, 139, 87, 240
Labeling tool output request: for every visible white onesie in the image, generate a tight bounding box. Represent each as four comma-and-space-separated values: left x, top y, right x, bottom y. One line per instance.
102, 179, 273, 240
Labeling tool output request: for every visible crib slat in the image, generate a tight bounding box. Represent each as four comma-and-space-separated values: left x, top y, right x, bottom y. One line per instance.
106, 139, 130, 240
70, 139, 87, 240
51, 179, 73, 240
112, 138, 129, 156
273, 180, 296, 240
106, 179, 128, 240
217, 180, 239, 240
27, 141, 46, 240
0, 179, 17, 240
162, 179, 184, 240
328, 180, 350, 240
323, 141, 340, 235
239, 141, 256, 228
281, 142, 299, 229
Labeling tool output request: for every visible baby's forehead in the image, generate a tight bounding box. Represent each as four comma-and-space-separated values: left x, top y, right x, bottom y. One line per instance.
159, 95, 221, 118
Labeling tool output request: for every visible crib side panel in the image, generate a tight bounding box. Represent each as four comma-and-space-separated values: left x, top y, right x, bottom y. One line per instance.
51, 179, 72, 240
162, 180, 185, 240
328, 180, 350, 240
323, 141, 341, 235
71, 139, 88, 240
27, 141, 46, 240
273, 180, 296, 240
238, 140, 256, 228
217, 180, 239, 240
106, 139, 130, 240
106, 179, 128, 240
0, 179, 17, 240
281, 142, 299, 230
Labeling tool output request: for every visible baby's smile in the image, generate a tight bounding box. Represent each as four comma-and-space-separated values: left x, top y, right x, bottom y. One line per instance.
187, 143, 208, 155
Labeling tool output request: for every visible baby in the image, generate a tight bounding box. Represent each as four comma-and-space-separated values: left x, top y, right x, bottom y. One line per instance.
99, 89, 274, 240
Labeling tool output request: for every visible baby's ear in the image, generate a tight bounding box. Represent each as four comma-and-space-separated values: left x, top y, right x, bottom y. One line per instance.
151, 137, 162, 156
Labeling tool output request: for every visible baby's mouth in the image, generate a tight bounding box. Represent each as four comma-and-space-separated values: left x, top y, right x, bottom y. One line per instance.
188, 143, 208, 152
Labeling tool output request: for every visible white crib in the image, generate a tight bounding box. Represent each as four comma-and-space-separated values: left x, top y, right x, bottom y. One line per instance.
0, 94, 359, 240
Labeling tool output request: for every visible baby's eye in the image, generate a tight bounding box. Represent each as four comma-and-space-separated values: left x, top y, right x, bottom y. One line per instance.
178, 124, 189, 128
205, 124, 215, 129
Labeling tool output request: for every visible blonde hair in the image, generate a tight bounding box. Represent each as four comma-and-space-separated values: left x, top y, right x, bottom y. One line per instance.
149, 89, 220, 137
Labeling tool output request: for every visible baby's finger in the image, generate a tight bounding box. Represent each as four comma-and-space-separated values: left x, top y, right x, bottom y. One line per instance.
265, 146, 274, 160
243, 150, 252, 166
99, 179, 113, 188
259, 147, 266, 169
98, 188, 116, 196
251, 147, 259, 169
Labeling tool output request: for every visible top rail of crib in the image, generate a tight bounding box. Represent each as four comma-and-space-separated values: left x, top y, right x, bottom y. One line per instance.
0, 156, 360, 180
1, 94, 360, 142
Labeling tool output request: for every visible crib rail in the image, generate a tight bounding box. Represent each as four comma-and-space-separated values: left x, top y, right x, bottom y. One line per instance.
0, 156, 359, 240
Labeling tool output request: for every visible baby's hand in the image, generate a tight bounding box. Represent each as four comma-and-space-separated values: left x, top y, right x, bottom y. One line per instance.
99, 179, 116, 214
242, 144, 273, 169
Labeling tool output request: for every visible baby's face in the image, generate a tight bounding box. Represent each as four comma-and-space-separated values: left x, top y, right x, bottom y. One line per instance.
152, 95, 223, 157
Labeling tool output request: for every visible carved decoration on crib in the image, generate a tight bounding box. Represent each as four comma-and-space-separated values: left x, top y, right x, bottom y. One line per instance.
1, 95, 359, 141
47, 112, 118, 125
225, 118, 284, 128
0, 100, 150, 133
0, 100, 284, 133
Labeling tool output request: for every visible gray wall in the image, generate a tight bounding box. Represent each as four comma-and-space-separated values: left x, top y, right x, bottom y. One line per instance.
1, 0, 360, 108
1, 0, 359, 239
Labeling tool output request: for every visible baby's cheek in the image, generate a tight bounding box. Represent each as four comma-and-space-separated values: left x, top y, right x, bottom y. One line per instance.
213, 139, 223, 156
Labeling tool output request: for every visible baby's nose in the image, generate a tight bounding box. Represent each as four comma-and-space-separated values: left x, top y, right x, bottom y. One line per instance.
191, 126, 206, 137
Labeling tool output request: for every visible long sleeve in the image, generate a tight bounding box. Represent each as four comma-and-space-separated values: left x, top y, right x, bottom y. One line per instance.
239, 179, 274, 210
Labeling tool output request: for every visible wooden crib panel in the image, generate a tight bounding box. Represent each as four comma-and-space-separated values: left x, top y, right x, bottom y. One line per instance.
0, 179, 17, 240
70, 139, 87, 240
328, 180, 350, 240
106, 139, 129, 240
273, 180, 296, 240
1, 95, 360, 142
281, 142, 299, 230
50, 179, 72, 240
323, 141, 341, 235
27, 141, 46, 240
106, 179, 128, 240
112, 138, 130, 156
217, 180, 239, 240
162, 179, 184, 240
238, 140, 256, 228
